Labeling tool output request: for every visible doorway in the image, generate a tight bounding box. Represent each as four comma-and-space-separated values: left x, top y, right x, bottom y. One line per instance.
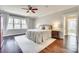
64, 14, 78, 52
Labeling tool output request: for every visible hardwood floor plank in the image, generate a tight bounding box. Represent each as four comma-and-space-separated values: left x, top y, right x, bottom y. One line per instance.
1, 36, 22, 53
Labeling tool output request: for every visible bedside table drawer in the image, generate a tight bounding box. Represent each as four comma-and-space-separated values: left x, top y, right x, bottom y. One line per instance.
51, 31, 60, 39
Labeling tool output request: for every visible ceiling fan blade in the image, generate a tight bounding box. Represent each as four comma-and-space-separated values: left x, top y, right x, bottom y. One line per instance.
22, 8, 28, 10
27, 5, 32, 10
32, 8, 38, 10
28, 5, 31, 8
26, 10, 29, 13
31, 10, 35, 13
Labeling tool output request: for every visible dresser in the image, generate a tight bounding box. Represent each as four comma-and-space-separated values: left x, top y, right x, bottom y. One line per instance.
51, 31, 60, 39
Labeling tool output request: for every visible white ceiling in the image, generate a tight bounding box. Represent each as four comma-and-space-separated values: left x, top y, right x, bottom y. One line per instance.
0, 5, 77, 17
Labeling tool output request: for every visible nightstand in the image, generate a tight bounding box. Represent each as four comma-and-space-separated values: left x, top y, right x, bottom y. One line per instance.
51, 31, 60, 39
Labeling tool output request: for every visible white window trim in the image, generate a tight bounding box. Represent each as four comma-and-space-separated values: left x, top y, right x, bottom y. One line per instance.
7, 16, 27, 30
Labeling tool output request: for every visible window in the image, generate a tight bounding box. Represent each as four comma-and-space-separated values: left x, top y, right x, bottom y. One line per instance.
21, 19, 27, 29
14, 18, 20, 29
7, 17, 14, 29
67, 16, 77, 35
7, 16, 27, 30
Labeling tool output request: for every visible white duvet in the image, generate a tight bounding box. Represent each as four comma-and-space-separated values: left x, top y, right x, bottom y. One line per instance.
26, 29, 52, 44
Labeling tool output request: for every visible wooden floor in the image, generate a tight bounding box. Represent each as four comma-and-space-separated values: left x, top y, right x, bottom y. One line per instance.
1, 36, 22, 53
40, 35, 78, 53
39, 39, 67, 53
0, 35, 78, 53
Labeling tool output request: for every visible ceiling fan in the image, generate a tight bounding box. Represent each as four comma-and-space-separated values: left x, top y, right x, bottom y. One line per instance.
22, 5, 38, 13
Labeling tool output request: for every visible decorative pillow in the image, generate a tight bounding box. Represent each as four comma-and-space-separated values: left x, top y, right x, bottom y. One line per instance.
39, 24, 52, 30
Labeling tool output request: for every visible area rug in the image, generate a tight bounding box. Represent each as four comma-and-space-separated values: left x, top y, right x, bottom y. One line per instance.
15, 35, 56, 53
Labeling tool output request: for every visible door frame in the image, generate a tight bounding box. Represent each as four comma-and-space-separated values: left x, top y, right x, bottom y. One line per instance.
63, 13, 78, 52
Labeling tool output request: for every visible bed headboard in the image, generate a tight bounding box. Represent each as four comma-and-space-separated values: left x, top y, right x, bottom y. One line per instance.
39, 24, 52, 30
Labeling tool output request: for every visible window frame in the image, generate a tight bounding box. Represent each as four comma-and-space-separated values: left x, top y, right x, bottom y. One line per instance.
7, 16, 27, 30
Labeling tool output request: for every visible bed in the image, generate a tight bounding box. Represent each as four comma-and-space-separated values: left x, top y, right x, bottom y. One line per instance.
26, 24, 52, 44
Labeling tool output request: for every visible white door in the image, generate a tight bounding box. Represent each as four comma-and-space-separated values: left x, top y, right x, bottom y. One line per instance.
64, 15, 78, 52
